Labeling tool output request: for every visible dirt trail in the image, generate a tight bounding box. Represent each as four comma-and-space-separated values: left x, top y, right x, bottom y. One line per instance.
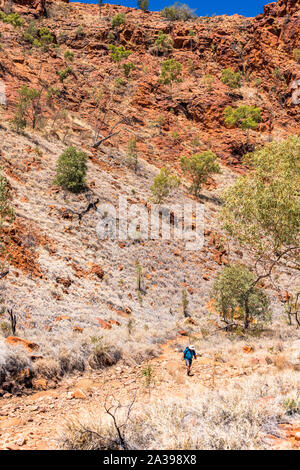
0, 337, 299, 450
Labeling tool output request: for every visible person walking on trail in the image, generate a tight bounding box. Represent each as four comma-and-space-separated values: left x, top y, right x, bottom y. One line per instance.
183, 345, 197, 376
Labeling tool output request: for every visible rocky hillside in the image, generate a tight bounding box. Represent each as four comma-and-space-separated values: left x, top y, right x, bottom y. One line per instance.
0, 0, 299, 450
1, 0, 300, 165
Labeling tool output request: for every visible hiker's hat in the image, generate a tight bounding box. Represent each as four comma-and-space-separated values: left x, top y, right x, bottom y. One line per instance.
189, 345, 195, 350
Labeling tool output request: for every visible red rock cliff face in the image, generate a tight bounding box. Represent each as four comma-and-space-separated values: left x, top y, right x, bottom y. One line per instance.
255, 0, 300, 51
260, 0, 300, 17
0, 0, 299, 169
0, 0, 69, 16
0, 0, 46, 16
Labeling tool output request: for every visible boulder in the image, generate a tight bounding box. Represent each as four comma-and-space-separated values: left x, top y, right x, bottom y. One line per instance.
97, 318, 120, 329
90, 264, 104, 280
5, 336, 39, 352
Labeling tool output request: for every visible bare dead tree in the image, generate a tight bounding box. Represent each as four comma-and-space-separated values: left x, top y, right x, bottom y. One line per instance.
92, 117, 127, 149
7, 308, 16, 335
91, 85, 131, 149
77, 198, 100, 224
0, 270, 9, 280
61, 191, 100, 224
80, 394, 137, 450
92, 88, 115, 145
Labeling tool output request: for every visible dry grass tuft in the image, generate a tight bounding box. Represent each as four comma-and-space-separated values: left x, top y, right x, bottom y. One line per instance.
60, 371, 300, 450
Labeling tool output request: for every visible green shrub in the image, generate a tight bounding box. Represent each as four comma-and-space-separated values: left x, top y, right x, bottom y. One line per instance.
284, 397, 300, 415
114, 77, 126, 89
0, 174, 14, 263
38, 27, 54, 48
111, 13, 126, 29
202, 74, 215, 92
0, 175, 14, 224
221, 68, 241, 88
57, 66, 72, 82
137, 0, 149, 11
154, 31, 173, 54
23, 21, 38, 43
180, 151, 221, 197
224, 105, 261, 130
109, 45, 132, 63
293, 49, 300, 63
161, 3, 196, 21
254, 77, 262, 87
75, 25, 86, 39
54, 147, 88, 192
23, 23, 54, 50
58, 31, 69, 43
212, 264, 271, 329
159, 59, 182, 89
64, 50, 74, 62
122, 62, 136, 78
150, 168, 181, 203
141, 364, 155, 395
273, 68, 285, 82
0, 11, 24, 27
11, 85, 41, 130
125, 138, 138, 172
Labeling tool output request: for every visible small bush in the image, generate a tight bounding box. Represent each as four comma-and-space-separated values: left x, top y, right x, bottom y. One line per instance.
273, 68, 285, 82
254, 77, 262, 87
122, 62, 136, 78
46, 87, 61, 107
11, 85, 41, 131
75, 25, 86, 39
38, 27, 55, 50
125, 138, 138, 172
54, 147, 88, 192
180, 151, 221, 197
57, 66, 73, 82
64, 50, 74, 62
109, 45, 132, 63
33, 358, 61, 379
137, 0, 149, 11
224, 105, 261, 130
150, 168, 181, 203
153, 31, 173, 55
88, 339, 121, 370
0, 175, 14, 223
61, 418, 121, 450
212, 264, 271, 329
115, 77, 126, 89
0, 11, 24, 27
58, 348, 86, 374
0, 341, 32, 387
293, 49, 300, 63
202, 74, 215, 92
23, 23, 55, 50
161, 3, 196, 21
111, 13, 126, 29
283, 396, 300, 415
159, 59, 182, 88
221, 68, 241, 88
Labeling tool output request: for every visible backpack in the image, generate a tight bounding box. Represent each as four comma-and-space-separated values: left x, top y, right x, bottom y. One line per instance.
184, 347, 193, 360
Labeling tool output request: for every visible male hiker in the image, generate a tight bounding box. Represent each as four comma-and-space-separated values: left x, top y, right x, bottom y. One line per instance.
183, 345, 197, 376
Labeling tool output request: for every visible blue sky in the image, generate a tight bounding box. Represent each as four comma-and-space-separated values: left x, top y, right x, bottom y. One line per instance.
71, 1, 269, 17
